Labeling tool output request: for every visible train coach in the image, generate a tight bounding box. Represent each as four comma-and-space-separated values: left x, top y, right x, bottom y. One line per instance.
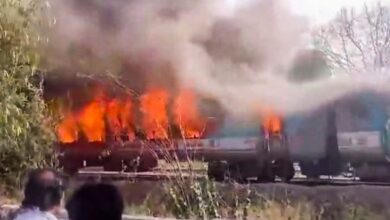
57, 89, 390, 183
177, 90, 390, 182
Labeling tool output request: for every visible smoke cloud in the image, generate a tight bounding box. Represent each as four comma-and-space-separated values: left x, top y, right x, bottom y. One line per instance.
45, 0, 390, 117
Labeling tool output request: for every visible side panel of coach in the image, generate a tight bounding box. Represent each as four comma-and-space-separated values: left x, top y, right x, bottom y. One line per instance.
284, 105, 342, 177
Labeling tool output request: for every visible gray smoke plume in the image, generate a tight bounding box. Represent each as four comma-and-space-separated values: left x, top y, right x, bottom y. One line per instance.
45, 0, 390, 117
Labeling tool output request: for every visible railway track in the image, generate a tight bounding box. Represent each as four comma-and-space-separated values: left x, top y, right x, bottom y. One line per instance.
74, 170, 204, 181
71, 169, 390, 186
290, 177, 390, 186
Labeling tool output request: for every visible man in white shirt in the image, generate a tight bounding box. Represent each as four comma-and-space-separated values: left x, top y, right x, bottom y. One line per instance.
10, 169, 63, 220
13, 207, 58, 220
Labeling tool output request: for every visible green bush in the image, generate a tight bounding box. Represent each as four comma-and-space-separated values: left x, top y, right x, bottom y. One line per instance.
0, 0, 55, 194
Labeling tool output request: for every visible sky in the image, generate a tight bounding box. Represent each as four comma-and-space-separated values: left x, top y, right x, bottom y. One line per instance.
288, 0, 390, 25
226, 0, 390, 26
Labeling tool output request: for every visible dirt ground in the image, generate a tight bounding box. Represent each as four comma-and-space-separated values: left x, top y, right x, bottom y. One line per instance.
3, 179, 390, 219
64, 179, 390, 219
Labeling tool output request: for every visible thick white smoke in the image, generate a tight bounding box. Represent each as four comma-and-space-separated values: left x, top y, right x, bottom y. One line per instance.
46, 0, 390, 117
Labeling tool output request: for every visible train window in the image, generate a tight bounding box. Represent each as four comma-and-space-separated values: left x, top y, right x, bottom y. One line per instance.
356, 137, 367, 146
338, 137, 352, 146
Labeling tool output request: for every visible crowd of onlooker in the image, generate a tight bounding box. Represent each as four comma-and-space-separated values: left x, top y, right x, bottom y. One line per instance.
4, 168, 124, 220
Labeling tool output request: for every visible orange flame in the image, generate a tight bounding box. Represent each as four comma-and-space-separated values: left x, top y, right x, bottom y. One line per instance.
261, 109, 282, 134
57, 114, 78, 143
106, 99, 135, 140
77, 97, 106, 142
106, 99, 122, 136
57, 86, 206, 143
120, 99, 136, 140
57, 88, 136, 143
174, 89, 205, 138
140, 88, 169, 139
57, 85, 284, 143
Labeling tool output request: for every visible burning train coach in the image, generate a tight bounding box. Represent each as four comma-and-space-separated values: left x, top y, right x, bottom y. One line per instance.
46, 77, 390, 183
51, 79, 211, 174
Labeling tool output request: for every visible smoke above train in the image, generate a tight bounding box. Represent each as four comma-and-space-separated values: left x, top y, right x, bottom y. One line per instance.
41, 0, 390, 182
43, 0, 390, 121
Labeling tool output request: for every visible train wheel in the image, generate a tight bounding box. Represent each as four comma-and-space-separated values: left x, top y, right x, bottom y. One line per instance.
207, 161, 227, 182
123, 159, 137, 172
62, 160, 81, 175
63, 164, 79, 175
137, 158, 158, 172
228, 163, 248, 183
300, 162, 321, 179
275, 160, 294, 182
257, 162, 275, 183
103, 160, 123, 172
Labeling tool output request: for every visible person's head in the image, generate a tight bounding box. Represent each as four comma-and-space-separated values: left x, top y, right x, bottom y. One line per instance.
37, 168, 57, 182
25, 168, 58, 185
66, 183, 124, 220
22, 168, 63, 211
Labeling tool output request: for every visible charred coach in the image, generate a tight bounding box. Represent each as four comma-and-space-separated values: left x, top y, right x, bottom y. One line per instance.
45, 75, 390, 182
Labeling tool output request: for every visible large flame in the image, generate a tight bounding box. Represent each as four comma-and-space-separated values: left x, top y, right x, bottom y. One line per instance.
57, 88, 136, 143
57, 114, 78, 143
140, 88, 169, 139
106, 98, 135, 140
174, 89, 205, 138
77, 98, 106, 142
261, 109, 282, 134
56, 86, 209, 143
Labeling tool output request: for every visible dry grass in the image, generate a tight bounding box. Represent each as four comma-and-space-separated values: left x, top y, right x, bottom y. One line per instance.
123, 142, 388, 219
251, 201, 319, 220
154, 139, 304, 219
121, 186, 386, 220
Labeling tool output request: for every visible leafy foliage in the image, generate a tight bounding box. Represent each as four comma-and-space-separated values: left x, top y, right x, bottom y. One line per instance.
0, 0, 55, 193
